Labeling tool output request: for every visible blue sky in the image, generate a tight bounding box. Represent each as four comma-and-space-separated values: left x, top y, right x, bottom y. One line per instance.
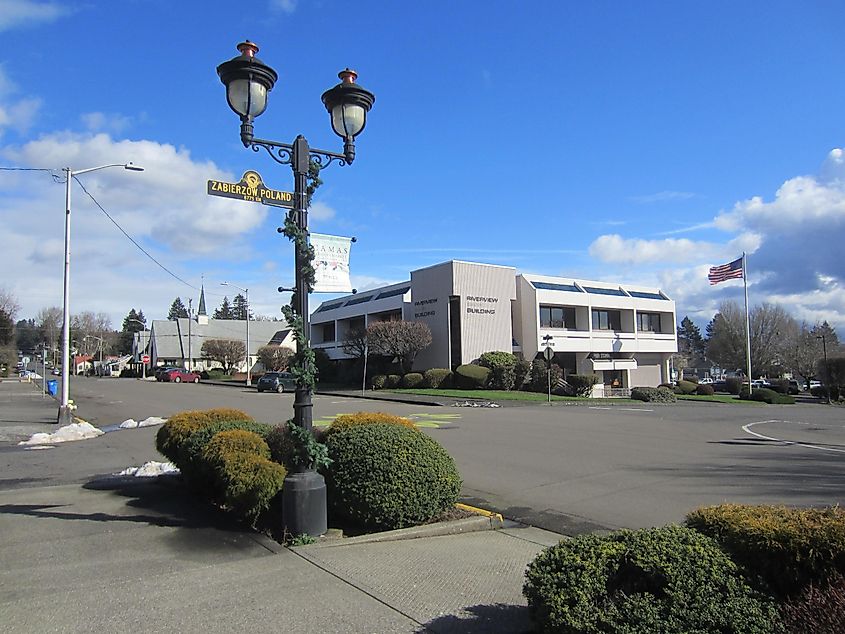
1, 0, 844, 331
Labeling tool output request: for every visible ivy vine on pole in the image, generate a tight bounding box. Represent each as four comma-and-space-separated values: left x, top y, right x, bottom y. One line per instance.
280, 160, 322, 392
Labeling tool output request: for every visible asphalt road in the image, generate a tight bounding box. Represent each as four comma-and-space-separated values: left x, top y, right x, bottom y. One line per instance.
5, 376, 844, 535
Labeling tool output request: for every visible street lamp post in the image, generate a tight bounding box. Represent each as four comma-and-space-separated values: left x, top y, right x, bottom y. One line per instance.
221, 282, 251, 385
58, 163, 144, 425
217, 41, 374, 536
126, 318, 148, 380
817, 334, 831, 404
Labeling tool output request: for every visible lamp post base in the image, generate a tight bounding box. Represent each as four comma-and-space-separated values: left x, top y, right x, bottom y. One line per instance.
57, 405, 74, 426
282, 469, 327, 537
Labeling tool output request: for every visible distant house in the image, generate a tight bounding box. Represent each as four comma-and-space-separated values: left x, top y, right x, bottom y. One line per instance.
142, 287, 293, 373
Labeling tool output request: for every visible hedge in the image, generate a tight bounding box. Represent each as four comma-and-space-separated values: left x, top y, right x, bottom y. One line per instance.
675, 379, 698, 395
155, 408, 253, 463
567, 374, 599, 397
400, 372, 424, 388
523, 525, 779, 633
696, 383, 716, 396
423, 368, 452, 389
371, 374, 387, 390
215, 452, 286, 525
325, 411, 417, 437
631, 386, 677, 403
478, 351, 519, 390
454, 364, 490, 389
748, 388, 795, 404
685, 504, 845, 598
324, 423, 461, 531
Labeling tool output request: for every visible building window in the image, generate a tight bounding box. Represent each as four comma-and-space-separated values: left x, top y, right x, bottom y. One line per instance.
592, 309, 621, 331
539, 305, 576, 329
322, 322, 335, 342
637, 312, 661, 332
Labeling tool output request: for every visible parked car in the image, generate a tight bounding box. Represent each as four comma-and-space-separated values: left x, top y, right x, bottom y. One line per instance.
154, 366, 180, 381
160, 369, 200, 384
256, 371, 297, 393
698, 377, 714, 385
809, 380, 822, 390
751, 379, 772, 389
787, 379, 802, 394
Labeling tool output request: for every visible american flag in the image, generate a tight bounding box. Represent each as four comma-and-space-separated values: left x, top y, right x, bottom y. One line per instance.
708, 257, 744, 285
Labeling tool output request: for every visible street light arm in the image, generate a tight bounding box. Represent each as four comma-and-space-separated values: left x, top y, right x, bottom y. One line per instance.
70, 163, 144, 177
243, 134, 349, 170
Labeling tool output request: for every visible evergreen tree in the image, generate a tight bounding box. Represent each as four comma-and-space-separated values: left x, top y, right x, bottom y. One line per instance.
232, 293, 250, 321
117, 308, 146, 355
214, 296, 234, 320
677, 316, 706, 362
168, 298, 189, 320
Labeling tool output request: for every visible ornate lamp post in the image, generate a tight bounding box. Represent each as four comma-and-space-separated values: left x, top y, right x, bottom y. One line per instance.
217, 41, 374, 536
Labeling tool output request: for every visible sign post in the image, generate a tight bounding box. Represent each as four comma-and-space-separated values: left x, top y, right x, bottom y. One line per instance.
141, 354, 150, 380
543, 345, 554, 404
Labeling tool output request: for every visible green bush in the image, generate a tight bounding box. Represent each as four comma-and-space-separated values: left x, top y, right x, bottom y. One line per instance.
513, 355, 531, 390
696, 383, 716, 396
631, 386, 677, 403
385, 374, 402, 388
528, 360, 563, 393
769, 379, 789, 394
155, 408, 253, 463
812, 385, 841, 400
371, 374, 387, 390
325, 411, 417, 437
454, 364, 490, 389
324, 423, 462, 531
423, 368, 452, 389
749, 388, 795, 404
478, 351, 519, 390
177, 420, 272, 487
685, 375, 700, 384
523, 525, 779, 634
676, 379, 698, 395
201, 429, 271, 498
400, 372, 424, 388
726, 377, 743, 395
265, 421, 329, 471
685, 504, 845, 597
215, 452, 286, 525
567, 374, 599, 397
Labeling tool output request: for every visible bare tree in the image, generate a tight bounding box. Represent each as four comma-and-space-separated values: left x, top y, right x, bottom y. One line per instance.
201, 338, 246, 373
341, 324, 368, 360
366, 320, 432, 374
257, 344, 293, 372
0, 287, 20, 321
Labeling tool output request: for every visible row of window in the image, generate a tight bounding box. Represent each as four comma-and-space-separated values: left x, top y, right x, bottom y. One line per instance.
539, 305, 665, 332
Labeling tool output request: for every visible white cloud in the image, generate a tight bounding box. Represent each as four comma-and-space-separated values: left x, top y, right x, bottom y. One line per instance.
0, 0, 71, 31
269, 0, 297, 13
309, 200, 336, 222
588, 234, 717, 264
80, 112, 133, 135
0, 66, 41, 137
0, 132, 271, 324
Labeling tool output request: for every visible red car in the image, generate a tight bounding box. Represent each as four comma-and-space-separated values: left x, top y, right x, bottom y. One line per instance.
161, 369, 201, 384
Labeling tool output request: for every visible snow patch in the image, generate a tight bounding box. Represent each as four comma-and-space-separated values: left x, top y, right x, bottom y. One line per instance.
118, 461, 179, 477
18, 422, 104, 446
119, 416, 167, 429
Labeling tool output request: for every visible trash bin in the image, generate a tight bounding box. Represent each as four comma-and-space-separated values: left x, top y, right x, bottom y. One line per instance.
46, 379, 58, 396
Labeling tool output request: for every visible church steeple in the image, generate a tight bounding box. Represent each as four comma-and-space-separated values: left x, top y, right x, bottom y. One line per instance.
197, 284, 209, 325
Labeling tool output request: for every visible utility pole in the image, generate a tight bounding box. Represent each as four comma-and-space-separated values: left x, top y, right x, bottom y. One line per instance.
187, 299, 193, 371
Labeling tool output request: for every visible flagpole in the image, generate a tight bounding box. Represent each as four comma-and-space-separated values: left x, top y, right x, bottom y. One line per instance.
742, 252, 752, 389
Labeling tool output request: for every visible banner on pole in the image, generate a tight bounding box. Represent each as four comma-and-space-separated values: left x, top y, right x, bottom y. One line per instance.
311, 233, 353, 293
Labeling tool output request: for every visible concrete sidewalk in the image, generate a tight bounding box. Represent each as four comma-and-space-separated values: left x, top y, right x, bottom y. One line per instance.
0, 379, 563, 633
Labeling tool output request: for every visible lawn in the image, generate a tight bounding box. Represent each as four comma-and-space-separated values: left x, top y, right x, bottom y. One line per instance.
388, 388, 637, 404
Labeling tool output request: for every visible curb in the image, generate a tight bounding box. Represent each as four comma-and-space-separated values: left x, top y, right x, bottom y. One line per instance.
300, 514, 504, 549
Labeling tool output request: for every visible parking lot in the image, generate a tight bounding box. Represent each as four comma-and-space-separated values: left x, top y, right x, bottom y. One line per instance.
4, 377, 843, 534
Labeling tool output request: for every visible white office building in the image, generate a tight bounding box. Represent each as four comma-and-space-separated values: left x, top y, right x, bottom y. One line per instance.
311, 260, 677, 395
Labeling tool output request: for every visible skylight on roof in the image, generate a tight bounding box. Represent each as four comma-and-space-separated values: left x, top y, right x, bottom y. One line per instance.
532, 281, 582, 293
375, 286, 410, 300
345, 295, 373, 306
627, 290, 667, 300
583, 286, 626, 296
315, 302, 343, 313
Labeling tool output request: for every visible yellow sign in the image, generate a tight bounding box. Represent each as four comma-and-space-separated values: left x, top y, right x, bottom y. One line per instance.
206, 170, 294, 208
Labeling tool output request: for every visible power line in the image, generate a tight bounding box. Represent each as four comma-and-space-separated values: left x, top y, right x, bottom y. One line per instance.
72, 175, 201, 291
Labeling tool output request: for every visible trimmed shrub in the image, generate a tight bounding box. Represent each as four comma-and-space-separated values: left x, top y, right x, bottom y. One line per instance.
385, 374, 402, 388
478, 351, 518, 390
324, 423, 462, 531
726, 377, 743, 395
423, 368, 452, 389
676, 379, 698, 395
528, 360, 563, 393
371, 374, 387, 390
201, 429, 270, 498
523, 525, 779, 634
769, 378, 789, 394
325, 411, 417, 438
265, 422, 329, 471
749, 388, 795, 404
685, 375, 700, 384
400, 372, 424, 388
177, 420, 273, 487
567, 374, 599, 397
780, 573, 845, 634
513, 356, 531, 390
631, 386, 677, 403
696, 383, 716, 396
454, 364, 490, 390
155, 408, 253, 463
685, 504, 845, 597
215, 452, 286, 525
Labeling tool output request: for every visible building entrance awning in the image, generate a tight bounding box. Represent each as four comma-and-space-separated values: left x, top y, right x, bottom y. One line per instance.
590, 359, 638, 371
